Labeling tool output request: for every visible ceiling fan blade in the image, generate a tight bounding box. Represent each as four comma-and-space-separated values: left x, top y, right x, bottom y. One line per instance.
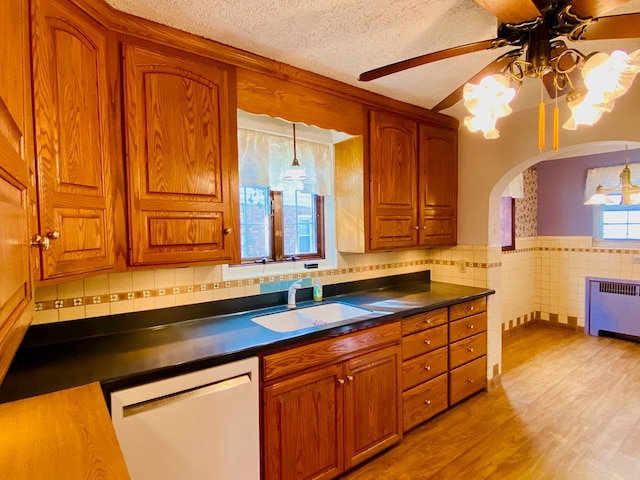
358, 39, 501, 82
568, 0, 632, 18
580, 12, 640, 39
432, 49, 522, 112
473, 0, 541, 25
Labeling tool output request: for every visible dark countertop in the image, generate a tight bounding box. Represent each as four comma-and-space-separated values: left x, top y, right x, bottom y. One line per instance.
0, 272, 493, 404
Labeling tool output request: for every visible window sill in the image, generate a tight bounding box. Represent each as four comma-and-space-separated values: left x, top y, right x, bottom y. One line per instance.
592, 239, 640, 249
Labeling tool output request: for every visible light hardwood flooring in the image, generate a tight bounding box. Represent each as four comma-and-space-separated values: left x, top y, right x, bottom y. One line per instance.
340, 327, 640, 479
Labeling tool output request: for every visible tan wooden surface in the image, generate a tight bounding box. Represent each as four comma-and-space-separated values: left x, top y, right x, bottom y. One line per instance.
0, 383, 130, 479
449, 356, 487, 406
449, 312, 488, 342
31, 0, 119, 279
0, 0, 34, 382
417, 122, 458, 247
402, 373, 448, 432
449, 331, 487, 369
368, 110, 418, 251
401, 307, 448, 336
263, 363, 344, 480
262, 321, 401, 382
123, 41, 239, 266
402, 346, 448, 391
342, 327, 640, 479
449, 297, 486, 321
401, 324, 448, 360
344, 344, 402, 470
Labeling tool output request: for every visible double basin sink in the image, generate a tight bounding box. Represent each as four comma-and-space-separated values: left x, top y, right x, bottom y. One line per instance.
251, 302, 375, 333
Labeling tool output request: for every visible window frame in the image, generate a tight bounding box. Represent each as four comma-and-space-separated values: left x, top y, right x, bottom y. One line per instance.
596, 203, 640, 243
239, 188, 325, 265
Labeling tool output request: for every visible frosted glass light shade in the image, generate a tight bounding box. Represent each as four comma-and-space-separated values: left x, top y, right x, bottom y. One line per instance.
463, 74, 515, 139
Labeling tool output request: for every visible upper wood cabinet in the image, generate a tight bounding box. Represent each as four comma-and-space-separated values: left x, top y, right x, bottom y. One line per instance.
0, 0, 34, 382
418, 122, 458, 246
368, 109, 457, 251
369, 110, 418, 250
122, 42, 239, 266
30, 0, 121, 279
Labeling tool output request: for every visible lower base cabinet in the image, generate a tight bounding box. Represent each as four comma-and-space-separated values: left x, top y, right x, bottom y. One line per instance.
261, 323, 402, 480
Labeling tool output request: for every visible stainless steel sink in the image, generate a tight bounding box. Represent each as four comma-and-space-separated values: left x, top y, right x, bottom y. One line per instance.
251, 303, 373, 332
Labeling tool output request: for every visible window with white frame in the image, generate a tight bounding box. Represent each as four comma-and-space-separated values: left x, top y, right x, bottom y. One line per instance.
597, 204, 640, 240
236, 117, 334, 264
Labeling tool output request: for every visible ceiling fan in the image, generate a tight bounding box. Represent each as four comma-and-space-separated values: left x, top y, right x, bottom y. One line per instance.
359, 0, 640, 141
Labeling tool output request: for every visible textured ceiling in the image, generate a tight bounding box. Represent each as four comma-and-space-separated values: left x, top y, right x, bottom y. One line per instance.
106, 0, 640, 121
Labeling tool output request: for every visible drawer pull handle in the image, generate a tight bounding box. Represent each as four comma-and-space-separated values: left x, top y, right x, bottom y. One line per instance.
469, 306, 474, 311
424, 339, 431, 345
337, 378, 345, 385
424, 318, 432, 324
468, 347, 474, 353
468, 324, 474, 330
424, 365, 431, 371
467, 378, 474, 383
424, 399, 431, 405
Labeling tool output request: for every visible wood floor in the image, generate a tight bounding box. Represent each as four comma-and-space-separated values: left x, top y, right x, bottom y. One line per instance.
340, 327, 640, 479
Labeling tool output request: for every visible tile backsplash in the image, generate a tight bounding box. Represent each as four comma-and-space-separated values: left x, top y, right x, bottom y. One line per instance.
33, 246, 496, 325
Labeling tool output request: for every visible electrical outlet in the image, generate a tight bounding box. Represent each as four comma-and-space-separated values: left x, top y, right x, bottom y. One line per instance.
458, 260, 467, 273
633, 256, 640, 264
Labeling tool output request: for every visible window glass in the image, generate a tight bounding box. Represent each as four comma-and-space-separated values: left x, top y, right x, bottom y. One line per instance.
282, 190, 317, 256
239, 186, 270, 260
599, 205, 640, 241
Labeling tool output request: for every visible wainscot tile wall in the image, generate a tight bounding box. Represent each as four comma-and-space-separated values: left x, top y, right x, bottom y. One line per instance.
502, 236, 640, 336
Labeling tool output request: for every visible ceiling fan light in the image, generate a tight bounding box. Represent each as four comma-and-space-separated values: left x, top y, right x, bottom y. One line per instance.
582, 49, 640, 103
462, 74, 515, 139
563, 90, 612, 130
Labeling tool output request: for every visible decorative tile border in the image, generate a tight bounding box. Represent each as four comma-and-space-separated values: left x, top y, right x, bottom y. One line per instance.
503, 246, 640, 255
34, 258, 498, 313
502, 312, 584, 338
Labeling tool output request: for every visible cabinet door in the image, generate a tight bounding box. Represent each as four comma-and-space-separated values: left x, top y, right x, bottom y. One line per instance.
418, 122, 457, 246
369, 110, 418, 250
263, 364, 344, 480
343, 344, 402, 469
31, 0, 119, 278
0, 0, 34, 381
123, 43, 239, 266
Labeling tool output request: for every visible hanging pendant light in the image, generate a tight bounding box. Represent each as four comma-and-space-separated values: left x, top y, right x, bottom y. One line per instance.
283, 123, 308, 181
585, 146, 640, 205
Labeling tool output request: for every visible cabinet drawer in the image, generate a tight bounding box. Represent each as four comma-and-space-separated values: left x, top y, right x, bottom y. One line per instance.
449, 332, 487, 369
402, 347, 447, 391
401, 308, 448, 336
402, 324, 448, 360
449, 312, 487, 342
449, 356, 486, 406
262, 321, 401, 382
449, 297, 486, 321
402, 374, 448, 432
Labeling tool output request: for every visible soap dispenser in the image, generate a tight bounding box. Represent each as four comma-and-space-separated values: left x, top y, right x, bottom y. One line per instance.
313, 278, 323, 302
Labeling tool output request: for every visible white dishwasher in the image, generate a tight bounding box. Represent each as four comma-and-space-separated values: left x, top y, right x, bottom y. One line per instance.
111, 356, 260, 480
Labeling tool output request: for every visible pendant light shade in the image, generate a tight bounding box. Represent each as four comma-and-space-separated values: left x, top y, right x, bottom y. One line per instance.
283, 124, 308, 181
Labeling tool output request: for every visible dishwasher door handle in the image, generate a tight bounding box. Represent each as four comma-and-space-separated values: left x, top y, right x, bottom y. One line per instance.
123, 373, 251, 418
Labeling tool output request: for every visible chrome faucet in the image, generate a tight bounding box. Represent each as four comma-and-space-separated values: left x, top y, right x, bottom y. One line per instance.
287, 280, 304, 309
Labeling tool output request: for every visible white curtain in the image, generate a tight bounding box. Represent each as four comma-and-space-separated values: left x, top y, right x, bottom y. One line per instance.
237, 128, 333, 196
584, 163, 640, 201
501, 173, 524, 198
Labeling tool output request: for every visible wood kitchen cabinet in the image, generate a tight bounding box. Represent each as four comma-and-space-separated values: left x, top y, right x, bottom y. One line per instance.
0, 0, 35, 382
368, 109, 457, 251
122, 42, 239, 266
262, 322, 402, 480
30, 0, 122, 279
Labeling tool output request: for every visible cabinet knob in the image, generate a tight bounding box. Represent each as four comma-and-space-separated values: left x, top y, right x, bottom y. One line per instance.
424, 339, 431, 345
346, 375, 354, 383
424, 318, 432, 324
46, 230, 60, 240
424, 365, 431, 371
468, 324, 474, 330
223, 228, 232, 235
467, 378, 474, 384
337, 378, 345, 385
468, 347, 474, 353
414, 225, 420, 230
422, 226, 427, 230
424, 399, 431, 405
468, 305, 475, 312
30, 234, 50, 251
